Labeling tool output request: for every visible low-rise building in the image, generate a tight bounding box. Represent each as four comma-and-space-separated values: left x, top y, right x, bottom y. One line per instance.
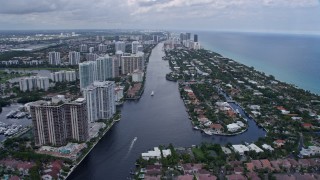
132, 70, 144, 82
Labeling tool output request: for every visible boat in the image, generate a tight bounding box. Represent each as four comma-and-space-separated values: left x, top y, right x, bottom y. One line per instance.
151, 91, 154, 96
203, 129, 214, 135
15, 112, 26, 119
193, 126, 200, 130
6, 110, 18, 118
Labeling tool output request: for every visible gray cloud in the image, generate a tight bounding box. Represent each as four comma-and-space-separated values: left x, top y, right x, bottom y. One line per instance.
0, 0, 319, 33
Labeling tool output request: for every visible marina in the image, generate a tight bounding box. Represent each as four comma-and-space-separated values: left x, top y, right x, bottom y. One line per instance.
0, 104, 32, 142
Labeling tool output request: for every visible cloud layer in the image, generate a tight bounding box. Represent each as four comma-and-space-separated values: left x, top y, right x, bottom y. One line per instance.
0, 0, 319, 33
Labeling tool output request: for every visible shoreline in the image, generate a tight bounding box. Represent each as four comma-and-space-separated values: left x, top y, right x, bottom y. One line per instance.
65, 120, 116, 179
199, 34, 320, 95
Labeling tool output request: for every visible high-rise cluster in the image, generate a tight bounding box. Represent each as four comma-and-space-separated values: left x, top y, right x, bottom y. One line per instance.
50, 70, 77, 82
19, 76, 50, 92
178, 33, 201, 50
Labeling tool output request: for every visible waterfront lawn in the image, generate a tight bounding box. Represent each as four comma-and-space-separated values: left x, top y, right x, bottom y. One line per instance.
192, 147, 205, 161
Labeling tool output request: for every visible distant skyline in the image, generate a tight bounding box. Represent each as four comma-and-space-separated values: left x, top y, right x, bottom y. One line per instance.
0, 0, 319, 34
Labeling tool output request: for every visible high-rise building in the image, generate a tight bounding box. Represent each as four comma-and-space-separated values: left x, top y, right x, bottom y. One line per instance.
85, 53, 99, 61
65, 98, 88, 142
79, 61, 97, 89
121, 52, 145, 75
96, 55, 113, 81
137, 45, 143, 53
115, 41, 126, 52
51, 71, 77, 82
153, 35, 159, 43
69, 51, 80, 65
19, 76, 49, 92
113, 51, 123, 77
80, 44, 88, 52
89, 47, 94, 53
98, 44, 108, 53
115, 35, 120, 41
194, 34, 198, 42
30, 97, 88, 146
180, 33, 186, 43
131, 41, 140, 54
83, 81, 116, 122
186, 33, 191, 40
48, 51, 61, 65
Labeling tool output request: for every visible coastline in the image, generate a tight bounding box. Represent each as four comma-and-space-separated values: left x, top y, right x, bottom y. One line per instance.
198, 31, 320, 95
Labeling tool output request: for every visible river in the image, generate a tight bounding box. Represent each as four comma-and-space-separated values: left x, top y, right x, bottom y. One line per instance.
68, 43, 266, 180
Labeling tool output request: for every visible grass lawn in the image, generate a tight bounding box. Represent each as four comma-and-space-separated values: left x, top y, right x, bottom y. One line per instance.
192, 147, 205, 161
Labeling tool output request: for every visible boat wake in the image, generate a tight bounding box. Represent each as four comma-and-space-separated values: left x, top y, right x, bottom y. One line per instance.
124, 137, 138, 159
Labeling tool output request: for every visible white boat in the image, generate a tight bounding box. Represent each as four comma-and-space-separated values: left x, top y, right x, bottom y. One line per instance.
203, 129, 214, 135
151, 91, 154, 96
193, 126, 200, 130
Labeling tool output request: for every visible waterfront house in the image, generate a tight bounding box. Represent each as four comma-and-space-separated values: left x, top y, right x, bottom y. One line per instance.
221, 147, 232, 155
232, 145, 249, 155
142, 147, 171, 160
227, 123, 241, 132
210, 124, 224, 134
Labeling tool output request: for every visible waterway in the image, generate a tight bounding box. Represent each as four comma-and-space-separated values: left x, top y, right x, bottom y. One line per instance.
68, 43, 266, 180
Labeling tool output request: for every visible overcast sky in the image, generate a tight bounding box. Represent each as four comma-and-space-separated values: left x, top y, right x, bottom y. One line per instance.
0, 0, 319, 34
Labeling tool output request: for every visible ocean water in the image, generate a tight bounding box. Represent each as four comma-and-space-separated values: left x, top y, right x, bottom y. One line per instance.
197, 31, 320, 95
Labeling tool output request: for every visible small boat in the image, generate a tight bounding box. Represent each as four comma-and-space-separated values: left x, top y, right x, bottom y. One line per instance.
151, 91, 154, 96
6, 110, 18, 118
203, 129, 214, 135
193, 126, 200, 130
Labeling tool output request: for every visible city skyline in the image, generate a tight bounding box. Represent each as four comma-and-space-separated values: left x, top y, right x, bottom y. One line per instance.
0, 0, 319, 34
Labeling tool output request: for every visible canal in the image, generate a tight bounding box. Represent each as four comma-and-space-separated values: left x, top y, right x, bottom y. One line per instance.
68, 43, 266, 180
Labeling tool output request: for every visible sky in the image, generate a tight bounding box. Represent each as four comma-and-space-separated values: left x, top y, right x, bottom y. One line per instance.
0, 0, 319, 34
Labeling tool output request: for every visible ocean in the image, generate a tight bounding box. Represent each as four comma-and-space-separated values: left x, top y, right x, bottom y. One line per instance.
197, 31, 320, 95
